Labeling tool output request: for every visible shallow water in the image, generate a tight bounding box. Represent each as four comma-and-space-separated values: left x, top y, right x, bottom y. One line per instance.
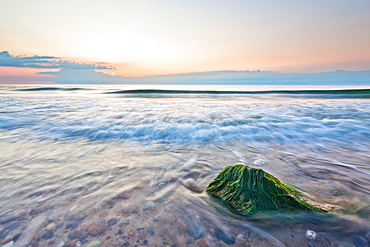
0, 85, 370, 247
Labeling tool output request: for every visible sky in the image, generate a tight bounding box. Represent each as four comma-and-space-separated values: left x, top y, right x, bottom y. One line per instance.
0, 0, 369, 84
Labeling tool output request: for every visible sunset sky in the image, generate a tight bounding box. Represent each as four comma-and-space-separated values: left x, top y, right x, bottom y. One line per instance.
0, 0, 369, 84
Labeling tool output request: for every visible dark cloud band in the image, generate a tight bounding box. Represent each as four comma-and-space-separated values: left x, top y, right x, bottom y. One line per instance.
0, 51, 109, 70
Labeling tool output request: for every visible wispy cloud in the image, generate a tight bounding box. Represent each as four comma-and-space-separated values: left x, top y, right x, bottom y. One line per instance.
38, 68, 125, 84
0, 51, 110, 70
1, 51, 369, 85
36, 68, 370, 85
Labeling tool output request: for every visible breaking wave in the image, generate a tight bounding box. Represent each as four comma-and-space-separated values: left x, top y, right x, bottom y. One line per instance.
1, 96, 369, 148
13, 87, 90, 91
106, 88, 370, 98
7, 86, 370, 98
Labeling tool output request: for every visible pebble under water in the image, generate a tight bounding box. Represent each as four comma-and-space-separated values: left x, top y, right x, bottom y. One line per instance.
0, 85, 370, 247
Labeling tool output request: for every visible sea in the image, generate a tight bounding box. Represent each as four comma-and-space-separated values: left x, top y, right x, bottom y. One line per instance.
0, 84, 369, 247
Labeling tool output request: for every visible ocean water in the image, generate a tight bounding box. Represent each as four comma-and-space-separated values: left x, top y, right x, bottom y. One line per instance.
0, 84, 369, 247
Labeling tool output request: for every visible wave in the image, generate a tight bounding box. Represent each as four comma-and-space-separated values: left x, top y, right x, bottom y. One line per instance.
1, 96, 369, 148
6, 86, 370, 98
13, 87, 90, 92
106, 89, 370, 98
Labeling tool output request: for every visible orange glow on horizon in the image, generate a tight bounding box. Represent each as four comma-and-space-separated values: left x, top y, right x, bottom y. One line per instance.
0, 66, 58, 77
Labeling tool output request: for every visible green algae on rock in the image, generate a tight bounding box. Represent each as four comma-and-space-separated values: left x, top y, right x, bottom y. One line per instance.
206, 164, 324, 215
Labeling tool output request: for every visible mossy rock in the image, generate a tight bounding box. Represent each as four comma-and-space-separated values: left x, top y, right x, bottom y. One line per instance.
206, 164, 324, 215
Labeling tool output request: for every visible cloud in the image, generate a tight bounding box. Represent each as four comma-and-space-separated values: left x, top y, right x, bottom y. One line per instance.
38, 68, 126, 84
115, 70, 369, 85
1, 51, 369, 85
37, 69, 370, 85
0, 51, 110, 70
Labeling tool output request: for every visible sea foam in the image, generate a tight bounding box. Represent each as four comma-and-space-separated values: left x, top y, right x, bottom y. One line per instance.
0, 96, 369, 149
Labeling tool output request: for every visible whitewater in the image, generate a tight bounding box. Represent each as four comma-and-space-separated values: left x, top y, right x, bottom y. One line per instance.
0, 84, 369, 247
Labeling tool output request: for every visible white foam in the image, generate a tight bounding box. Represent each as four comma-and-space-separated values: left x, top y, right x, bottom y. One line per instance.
0, 96, 369, 150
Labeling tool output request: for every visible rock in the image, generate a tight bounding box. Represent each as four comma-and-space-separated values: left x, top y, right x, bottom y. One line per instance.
88, 222, 99, 236
158, 182, 166, 187
31, 241, 39, 247
46, 223, 56, 230
351, 235, 370, 247
116, 191, 132, 200
214, 229, 235, 245
98, 211, 109, 217
3, 241, 14, 247
56, 222, 64, 230
183, 180, 204, 193
107, 200, 116, 206
68, 214, 84, 221
306, 230, 316, 240
147, 229, 155, 236
3, 236, 12, 244
187, 223, 204, 239
28, 191, 42, 198
68, 230, 83, 240
87, 222, 107, 236
107, 218, 117, 227
133, 184, 145, 190
121, 211, 130, 217
206, 164, 324, 215
145, 201, 156, 209
56, 241, 65, 247
42, 230, 54, 240
195, 238, 209, 247
97, 223, 108, 234
65, 220, 79, 229
12, 233, 21, 242
85, 241, 101, 247
29, 208, 42, 216
131, 210, 139, 214
253, 159, 265, 166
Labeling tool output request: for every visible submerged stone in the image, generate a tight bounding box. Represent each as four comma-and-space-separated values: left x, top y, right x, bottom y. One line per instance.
85, 241, 101, 247
187, 223, 204, 239
107, 218, 117, 227
214, 229, 236, 245
206, 164, 324, 215
68, 230, 83, 240
42, 230, 54, 239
